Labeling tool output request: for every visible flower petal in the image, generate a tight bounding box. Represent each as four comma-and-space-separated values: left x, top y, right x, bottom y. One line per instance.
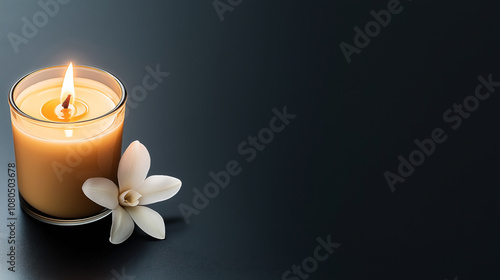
110, 206, 135, 244
136, 175, 182, 205
126, 206, 165, 240
118, 140, 150, 192
82, 177, 119, 209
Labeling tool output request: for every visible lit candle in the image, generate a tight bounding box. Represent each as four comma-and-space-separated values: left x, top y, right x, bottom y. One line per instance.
9, 63, 127, 224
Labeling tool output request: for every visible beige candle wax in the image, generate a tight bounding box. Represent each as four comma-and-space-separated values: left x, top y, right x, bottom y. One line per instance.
9, 64, 126, 222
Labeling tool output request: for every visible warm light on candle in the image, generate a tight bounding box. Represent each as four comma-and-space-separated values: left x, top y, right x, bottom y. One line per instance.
60, 62, 75, 106
39, 62, 91, 122
9, 63, 127, 220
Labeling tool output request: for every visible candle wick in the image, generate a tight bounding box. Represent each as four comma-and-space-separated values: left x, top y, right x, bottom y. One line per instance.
62, 94, 71, 109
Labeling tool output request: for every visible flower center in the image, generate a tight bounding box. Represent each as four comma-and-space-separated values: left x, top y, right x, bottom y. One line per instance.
119, 189, 142, 207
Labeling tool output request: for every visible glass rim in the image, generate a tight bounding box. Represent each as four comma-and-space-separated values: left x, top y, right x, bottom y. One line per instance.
8, 64, 127, 125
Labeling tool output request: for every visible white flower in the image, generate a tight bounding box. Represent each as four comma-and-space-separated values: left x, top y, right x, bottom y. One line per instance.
82, 140, 182, 244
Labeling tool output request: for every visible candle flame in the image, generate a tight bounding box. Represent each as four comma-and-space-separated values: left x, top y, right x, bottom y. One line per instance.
60, 62, 75, 105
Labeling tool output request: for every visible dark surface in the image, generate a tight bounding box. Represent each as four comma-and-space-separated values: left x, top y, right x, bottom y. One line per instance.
0, 1, 498, 279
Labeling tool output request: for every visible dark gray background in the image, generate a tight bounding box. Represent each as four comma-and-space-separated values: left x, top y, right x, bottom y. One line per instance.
0, 0, 498, 279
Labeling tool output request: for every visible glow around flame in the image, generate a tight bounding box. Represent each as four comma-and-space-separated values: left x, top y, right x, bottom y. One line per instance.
60, 62, 75, 105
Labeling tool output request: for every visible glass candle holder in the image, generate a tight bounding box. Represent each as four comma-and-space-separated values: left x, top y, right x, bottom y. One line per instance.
9, 65, 127, 225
